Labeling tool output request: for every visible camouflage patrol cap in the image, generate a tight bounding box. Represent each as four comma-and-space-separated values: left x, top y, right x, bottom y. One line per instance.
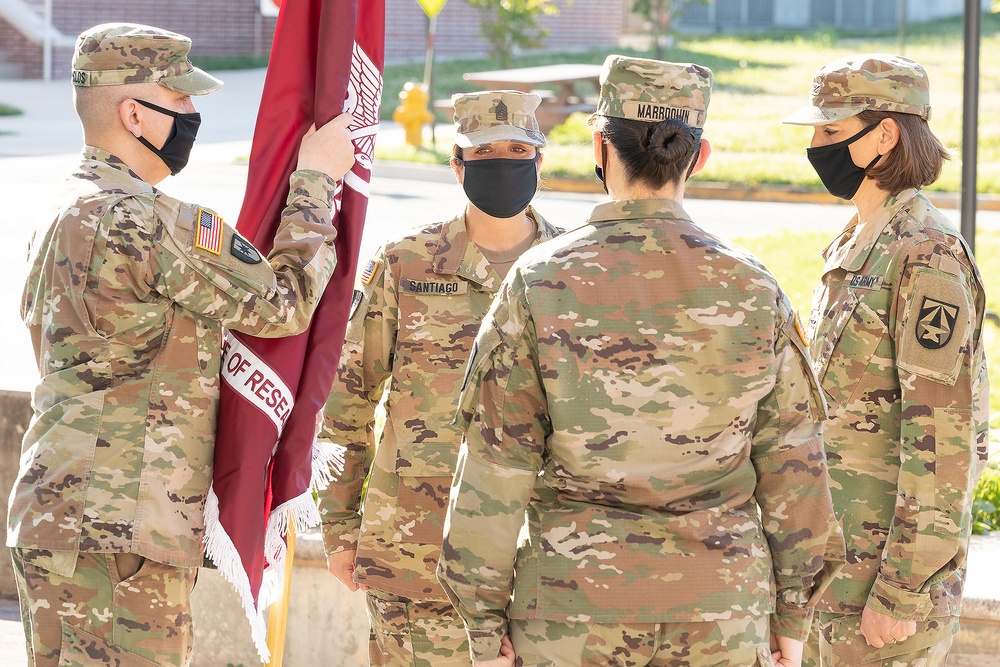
452, 90, 546, 148
72, 23, 222, 95
784, 53, 931, 126
596, 54, 712, 128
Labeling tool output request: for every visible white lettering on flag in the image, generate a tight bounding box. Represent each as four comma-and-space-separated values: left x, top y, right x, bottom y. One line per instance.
345, 41, 383, 175
221, 332, 294, 434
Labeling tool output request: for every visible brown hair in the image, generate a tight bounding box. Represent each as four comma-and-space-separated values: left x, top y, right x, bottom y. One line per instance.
857, 110, 950, 195
592, 114, 701, 190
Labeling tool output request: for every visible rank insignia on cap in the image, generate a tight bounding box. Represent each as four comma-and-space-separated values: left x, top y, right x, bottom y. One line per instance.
195, 208, 223, 255
916, 296, 958, 350
360, 258, 380, 285
494, 99, 508, 121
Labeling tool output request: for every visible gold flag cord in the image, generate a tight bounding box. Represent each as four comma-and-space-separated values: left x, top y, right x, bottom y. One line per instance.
265, 522, 296, 666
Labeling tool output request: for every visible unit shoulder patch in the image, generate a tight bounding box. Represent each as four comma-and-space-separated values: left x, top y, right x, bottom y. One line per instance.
915, 296, 958, 350
230, 233, 262, 264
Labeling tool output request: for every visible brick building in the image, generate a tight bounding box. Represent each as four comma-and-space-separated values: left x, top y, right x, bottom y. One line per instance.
0, 0, 623, 80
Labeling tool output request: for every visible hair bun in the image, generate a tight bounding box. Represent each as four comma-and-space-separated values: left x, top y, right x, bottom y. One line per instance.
645, 120, 695, 164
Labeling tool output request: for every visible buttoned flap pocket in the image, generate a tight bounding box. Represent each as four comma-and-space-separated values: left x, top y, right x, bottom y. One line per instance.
394, 441, 458, 544
366, 596, 410, 637
59, 622, 162, 667
818, 293, 888, 409
897, 268, 972, 385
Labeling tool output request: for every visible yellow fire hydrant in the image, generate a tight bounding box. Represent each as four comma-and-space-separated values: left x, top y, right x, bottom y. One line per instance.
393, 82, 435, 148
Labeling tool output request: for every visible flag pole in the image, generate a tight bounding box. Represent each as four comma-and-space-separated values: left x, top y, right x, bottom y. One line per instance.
265, 522, 296, 666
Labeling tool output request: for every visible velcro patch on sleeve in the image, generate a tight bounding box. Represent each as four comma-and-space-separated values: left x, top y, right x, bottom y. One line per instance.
897, 269, 971, 385
360, 259, 380, 285
195, 207, 224, 255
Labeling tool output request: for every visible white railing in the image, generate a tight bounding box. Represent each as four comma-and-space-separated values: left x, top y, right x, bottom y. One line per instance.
0, 0, 75, 80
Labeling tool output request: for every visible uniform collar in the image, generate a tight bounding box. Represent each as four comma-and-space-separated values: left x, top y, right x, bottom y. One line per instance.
822, 188, 920, 274
77, 146, 155, 196
431, 205, 559, 289
585, 198, 693, 226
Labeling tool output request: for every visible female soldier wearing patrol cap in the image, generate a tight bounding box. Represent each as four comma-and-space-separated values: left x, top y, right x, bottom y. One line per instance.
437, 54, 844, 667
784, 54, 989, 667
316, 91, 560, 666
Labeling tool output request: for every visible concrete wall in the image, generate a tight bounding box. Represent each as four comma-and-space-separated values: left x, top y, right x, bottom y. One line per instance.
191, 532, 369, 667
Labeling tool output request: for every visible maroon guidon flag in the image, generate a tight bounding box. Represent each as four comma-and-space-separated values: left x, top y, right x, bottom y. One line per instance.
202, 0, 385, 659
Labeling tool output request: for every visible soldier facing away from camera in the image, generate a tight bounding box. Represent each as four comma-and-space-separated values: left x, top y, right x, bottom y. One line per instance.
436, 54, 845, 667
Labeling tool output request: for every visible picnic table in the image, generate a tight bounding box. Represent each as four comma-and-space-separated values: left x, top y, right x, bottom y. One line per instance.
436, 63, 604, 133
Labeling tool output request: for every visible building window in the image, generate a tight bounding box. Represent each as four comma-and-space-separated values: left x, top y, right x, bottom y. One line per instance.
716, 0, 742, 24
747, 0, 773, 24
682, 0, 711, 23
872, 1, 897, 26
842, 0, 868, 27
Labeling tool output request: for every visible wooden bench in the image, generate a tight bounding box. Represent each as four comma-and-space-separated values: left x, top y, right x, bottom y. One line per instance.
436, 63, 603, 133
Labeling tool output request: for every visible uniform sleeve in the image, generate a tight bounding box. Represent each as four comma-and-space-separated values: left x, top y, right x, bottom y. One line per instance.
150, 169, 339, 337
751, 296, 846, 641
868, 243, 988, 620
436, 273, 550, 662
317, 248, 397, 554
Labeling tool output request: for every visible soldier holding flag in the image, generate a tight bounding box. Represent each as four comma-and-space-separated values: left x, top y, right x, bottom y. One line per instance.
7, 23, 354, 666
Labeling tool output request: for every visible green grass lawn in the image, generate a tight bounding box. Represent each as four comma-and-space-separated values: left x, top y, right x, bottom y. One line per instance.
380, 13, 1000, 193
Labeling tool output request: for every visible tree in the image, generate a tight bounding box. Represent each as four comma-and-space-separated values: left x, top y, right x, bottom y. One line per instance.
632, 0, 708, 60
466, 0, 561, 68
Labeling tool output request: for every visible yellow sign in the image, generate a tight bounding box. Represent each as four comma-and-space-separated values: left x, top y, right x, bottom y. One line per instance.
415, 0, 448, 17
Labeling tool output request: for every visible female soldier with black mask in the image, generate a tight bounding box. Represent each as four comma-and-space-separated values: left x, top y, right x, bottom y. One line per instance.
316, 91, 561, 667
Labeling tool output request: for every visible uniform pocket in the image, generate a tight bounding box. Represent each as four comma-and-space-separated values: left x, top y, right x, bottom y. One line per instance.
59, 622, 161, 667
394, 441, 458, 544
819, 295, 888, 409
366, 595, 410, 636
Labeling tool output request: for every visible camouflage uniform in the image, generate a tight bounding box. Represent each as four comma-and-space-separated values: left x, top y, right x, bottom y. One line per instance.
436, 55, 845, 666
785, 55, 990, 667
8, 24, 340, 667
317, 92, 559, 666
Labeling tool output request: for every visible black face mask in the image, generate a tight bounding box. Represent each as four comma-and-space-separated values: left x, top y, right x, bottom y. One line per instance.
806, 123, 883, 200
460, 155, 540, 219
134, 99, 201, 175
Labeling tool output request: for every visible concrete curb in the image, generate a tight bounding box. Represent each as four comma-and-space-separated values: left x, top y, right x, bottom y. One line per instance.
374, 159, 1000, 212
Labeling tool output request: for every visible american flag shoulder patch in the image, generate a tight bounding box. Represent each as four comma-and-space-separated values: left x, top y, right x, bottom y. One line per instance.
195, 207, 224, 255
360, 258, 380, 285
